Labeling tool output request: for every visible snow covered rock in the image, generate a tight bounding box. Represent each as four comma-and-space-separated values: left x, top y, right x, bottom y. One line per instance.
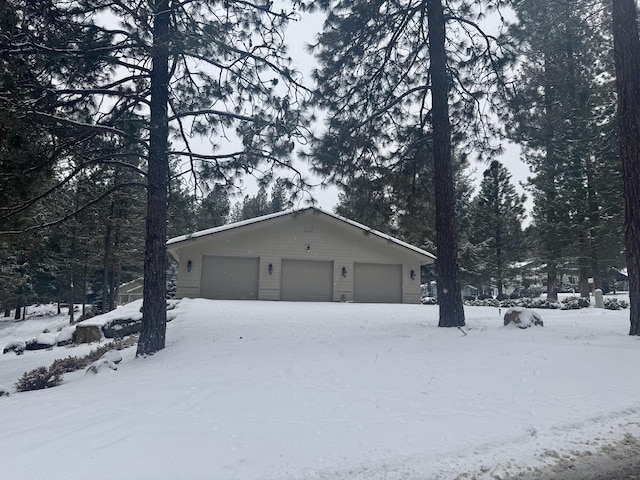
504, 307, 544, 329
86, 358, 118, 375
25, 333, 58, 350
56, 326, 76, 346
100, 350, 122, 365
102, 317, 141, 339
3, 340, 25, 355
0, 384, 9, 396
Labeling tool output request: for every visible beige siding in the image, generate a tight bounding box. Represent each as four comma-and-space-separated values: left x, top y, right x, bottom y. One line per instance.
170, 210, 425, 303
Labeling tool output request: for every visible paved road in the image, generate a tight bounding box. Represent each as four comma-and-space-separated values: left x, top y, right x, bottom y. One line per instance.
503, 433, 640, 480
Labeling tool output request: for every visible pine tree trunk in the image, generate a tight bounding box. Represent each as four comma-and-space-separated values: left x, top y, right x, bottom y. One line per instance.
137, 0, 170, 355
14, 305, 21, 320
427, 0, 465, 327
547, 266, 558, 301
4, 309, 10, 317
69, 233, 76, 324
612, 0, 640, 335
102, 201, 114, 313
579, 255, 590, 298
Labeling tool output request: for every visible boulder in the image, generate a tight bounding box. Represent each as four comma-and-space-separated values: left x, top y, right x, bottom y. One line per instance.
504, 307, 543, 329
86, 358, 118, 374
100, 350, 122, 365
56, 326, 76, 346
25, 333, 58, 351
74, 324, 103, 344
102, 317, 141, 339
3, 340, 25, 355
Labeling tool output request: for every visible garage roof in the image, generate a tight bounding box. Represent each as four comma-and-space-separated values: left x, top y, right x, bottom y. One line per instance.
167, 207, 436, 261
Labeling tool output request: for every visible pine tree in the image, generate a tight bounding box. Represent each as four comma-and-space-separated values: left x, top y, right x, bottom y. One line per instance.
611, 0, 640, 336
507, 0, 622, 299
1, 0, 310, 355
469, 160, 526, 296
196, 184, 230, 230
307, 0, 512, 327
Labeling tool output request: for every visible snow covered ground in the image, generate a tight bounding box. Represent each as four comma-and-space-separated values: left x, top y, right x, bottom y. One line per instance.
1, 296, 639, 479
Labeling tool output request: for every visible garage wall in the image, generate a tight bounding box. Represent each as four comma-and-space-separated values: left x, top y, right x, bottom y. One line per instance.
170, 210, 426, 303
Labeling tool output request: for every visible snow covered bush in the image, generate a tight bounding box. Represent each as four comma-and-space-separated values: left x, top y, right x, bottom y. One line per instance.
50, 356, 85, 374
15, 366, 63, 392
13, 337, 137, 393
604, 298, 629, 310
421, 297, 437, 305
560, 296, 590, 310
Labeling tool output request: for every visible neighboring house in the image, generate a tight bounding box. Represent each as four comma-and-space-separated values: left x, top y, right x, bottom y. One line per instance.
167, 207, 435, 304
117, 278, 144, 305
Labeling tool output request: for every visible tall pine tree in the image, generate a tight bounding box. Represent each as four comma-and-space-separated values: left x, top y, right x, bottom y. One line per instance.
469, 160, 526, 296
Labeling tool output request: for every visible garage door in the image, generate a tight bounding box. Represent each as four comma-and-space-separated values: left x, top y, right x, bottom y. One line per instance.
281, 259, 333, 302
200, 255, 259, 300
354, 263, 403, 303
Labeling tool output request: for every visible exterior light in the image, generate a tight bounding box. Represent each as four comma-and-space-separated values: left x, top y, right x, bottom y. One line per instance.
306, 245, 310, 253
342, 266, 347, 278
410, 269, 416, 280
187, 259, 192, 272
268, 263, 273, 275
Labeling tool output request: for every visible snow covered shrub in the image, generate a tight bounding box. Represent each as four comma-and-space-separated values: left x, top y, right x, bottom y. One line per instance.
50, 356, 85, 374
15, 366, 63, 392
14, 337, 137, 393
421, 297, 437, 305
85, 336, 136, 364
604, 298, 629, 310
521, 286, 542, 298
561, 296, 590, 310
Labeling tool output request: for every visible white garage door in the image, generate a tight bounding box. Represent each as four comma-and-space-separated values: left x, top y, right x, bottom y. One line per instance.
200, 255, 259, 300
354, 262, 403, 303
281, 259, 334, 302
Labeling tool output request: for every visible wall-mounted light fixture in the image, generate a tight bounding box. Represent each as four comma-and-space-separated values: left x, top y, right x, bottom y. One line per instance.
410, 269, 416, 280
268, 263, 273, 275
306, 245, 311, 253
341, 266, 347, 278
187, 259, 192, 272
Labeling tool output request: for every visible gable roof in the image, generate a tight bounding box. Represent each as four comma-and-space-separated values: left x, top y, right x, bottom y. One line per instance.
167, 207, 436, 260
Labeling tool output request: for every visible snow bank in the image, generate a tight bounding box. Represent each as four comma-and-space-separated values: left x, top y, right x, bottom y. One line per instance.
0, 298, 639, 480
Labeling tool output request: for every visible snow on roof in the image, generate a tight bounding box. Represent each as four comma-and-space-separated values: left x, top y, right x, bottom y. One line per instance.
167, 206, 436, 260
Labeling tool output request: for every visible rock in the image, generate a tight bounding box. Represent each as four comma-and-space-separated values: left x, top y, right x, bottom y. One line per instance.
74, 324, 103, 344
25, 334, 57, 351
102, 317, 141, 339
3, 340, 25, 355
100, 350, 122, 365
56, 326, 76, 346
504, 307, 543, 329
0, 384, 9, 396
86, 358, 118, 374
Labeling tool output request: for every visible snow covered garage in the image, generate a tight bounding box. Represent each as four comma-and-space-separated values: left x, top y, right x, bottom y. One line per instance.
167, 207, 435, 304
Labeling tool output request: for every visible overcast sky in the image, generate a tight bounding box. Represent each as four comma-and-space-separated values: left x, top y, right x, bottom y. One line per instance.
280, 7, 532, 217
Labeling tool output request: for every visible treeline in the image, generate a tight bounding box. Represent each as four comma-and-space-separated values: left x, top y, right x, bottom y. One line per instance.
0, 164, 290, 321
325, 0, 624, 300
